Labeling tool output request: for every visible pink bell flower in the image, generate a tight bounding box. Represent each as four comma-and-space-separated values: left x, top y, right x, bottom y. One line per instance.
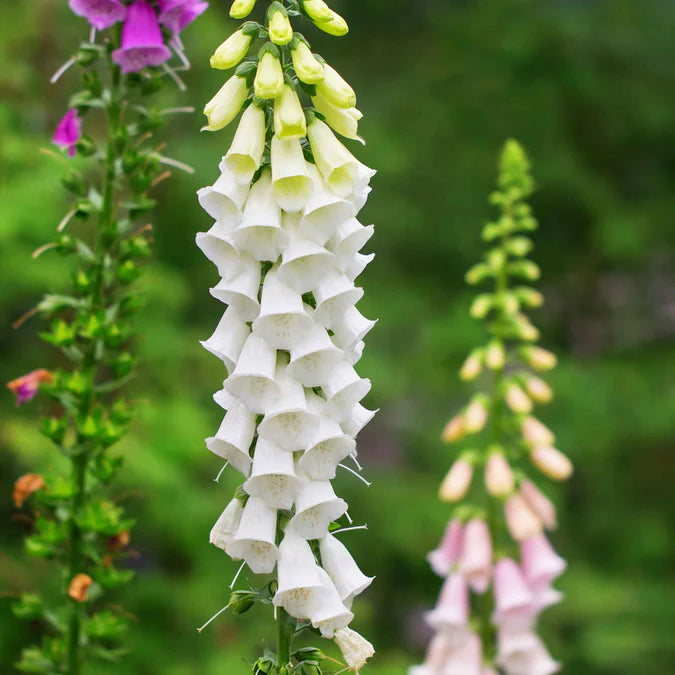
52, 109, 82, 157
520, 533, 566, 595
424, 573, 470, 647
443, 631, 484, 675
112, 0, 171, 73
69, 0, 126, 30
496, 631, 560, 675
459, 518, 493, 593
410, 633, 452, 675
505, 493, 543, 542
492, 558, 537, 633
157, 0, 208, 35
520, 480, 557, 530
427, 518, 464, 577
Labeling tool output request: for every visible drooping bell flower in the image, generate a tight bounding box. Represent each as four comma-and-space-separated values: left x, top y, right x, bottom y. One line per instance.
69, 0, 126, 30
334, 628, 375, 673
7, 369, 54, 406
157, 0, 208, 35
424, 573, 470, 647
427, 518, 464, 577
112, 0, 171, 74
491, 558, 537, 633
520, 533, 567, 594
443, 631, 484, 675
52, 110, 82, 158
496, 631, 560, 675
459, 518, 493, 593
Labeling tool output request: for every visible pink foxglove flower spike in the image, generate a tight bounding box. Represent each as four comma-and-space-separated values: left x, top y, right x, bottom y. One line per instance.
413, 141, 571, 674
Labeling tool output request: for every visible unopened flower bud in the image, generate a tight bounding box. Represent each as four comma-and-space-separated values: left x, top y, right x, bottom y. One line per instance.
465, 397, 489, 434
302, 0, 334, 22
516, 314, 540, 341
460, 350, 483, 381
203, 75, 249, 131
522, 416, 555, 447
441, 414, 466, 444
525, 376, 553, 404
531, 446, 573, 481
520, 480, 557, 529
521, 346, 557, 371
334, 628, 375, 672
500, 292, 520, 314
210, 28, 252, 70
439, 458, 473, 502
254, 49, 284, 99
268, 3, 293, 45
316, 12, 349, 36
485, 340, 505, 370
485, 450, 514, 497
274, 84, 307, 140
505, 494, 542, 541
515, 286, 544, 308
505, 236, 532, 257
230, 0, 256, 19
316, 63, 356, 108
508, 259, 540, 281
470, 294, 493, 319
291, 38, 324, 84
227, 589, 256, 614
505, 383, 532, 414
466, 262, 492, 285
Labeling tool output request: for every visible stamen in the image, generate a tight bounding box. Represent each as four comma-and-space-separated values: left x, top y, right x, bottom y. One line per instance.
331, 524, 368, 535
229, 561, 246, 589
214, 462, 229, 483
197, 604, 229, 633
158, 155, 195, 174
171, 39, 191, 71
338, 463, 371, 487
344, 510, 353, 525
162, 63, 187, 91
350, 453, 363, 471
57, 208, 77, 233
89, 27, 97, 43
150, 169, 172, 189
161, 107, 195, 116
12, 306, 39, 330
50, 57, 76, 84
32, 242, 58, 259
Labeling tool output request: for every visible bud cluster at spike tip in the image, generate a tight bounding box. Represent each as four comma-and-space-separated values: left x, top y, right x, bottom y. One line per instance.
197, 1, 375, 670
413, 141, 571, 674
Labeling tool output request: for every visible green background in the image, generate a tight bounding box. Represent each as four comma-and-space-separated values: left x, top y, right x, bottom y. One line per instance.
1, 0, 674, 672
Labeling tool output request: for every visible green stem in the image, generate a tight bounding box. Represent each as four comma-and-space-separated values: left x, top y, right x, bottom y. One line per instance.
276, 607, 294, 668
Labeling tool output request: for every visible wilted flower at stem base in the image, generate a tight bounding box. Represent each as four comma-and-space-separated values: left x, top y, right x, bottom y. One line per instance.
69, 0, 126, 30
13, 474, 46, 508
7, 369, 54, 406
112, 0, 171, 74
334, 627, 375, 673
53, 110, 82, 158
68, 574, 93, 602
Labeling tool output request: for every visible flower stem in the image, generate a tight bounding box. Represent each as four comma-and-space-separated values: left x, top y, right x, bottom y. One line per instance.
276, 607, 294, 667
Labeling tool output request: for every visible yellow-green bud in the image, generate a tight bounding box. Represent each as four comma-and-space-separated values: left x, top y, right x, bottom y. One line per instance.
441, 414, 466, 444
464, 396, 489, 433
302, 0, 333, 22
466, 262, 492, 285
505, 383, 533, 414
485, 340, 505, 370
515, 286, 544, 308
316, 12, 349, 36
312, 91, 363, 143
203, 75, 249, 131
470, 294, 493, 319
230, 0, 256, 19
268, 5, 293, 45
459, 350, 483, 381
516, 314, 540, 341
254, 51, 284, 99
521, 346, 557, 371
525, 376, 553, 403
316, 63, 356, 108
291, 39, 324, 84
274, 84, 307, 140
210, 30, 252, 70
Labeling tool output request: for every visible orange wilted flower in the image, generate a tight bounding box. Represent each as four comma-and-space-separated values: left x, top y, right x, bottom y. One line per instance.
68, 574, 93, 602
107, 530, 131, 551
7, 369, 54, 406
13, 473, 46, 508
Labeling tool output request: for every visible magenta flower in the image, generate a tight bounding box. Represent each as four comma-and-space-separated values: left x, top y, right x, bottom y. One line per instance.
53, 109, 82, 157
7, 369, 54, 406
69, 0, 126, 30
157, 0, 208, 35
112, 0, 171, 74
427, 518, 464, 577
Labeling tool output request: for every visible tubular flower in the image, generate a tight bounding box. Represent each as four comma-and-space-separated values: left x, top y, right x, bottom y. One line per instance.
197, 2, 375, 668
53, 109, 82, 158
414, 141, 569, 674
68, 0, 126, 30
157, 0, 208, 35
7, 369, 54, 406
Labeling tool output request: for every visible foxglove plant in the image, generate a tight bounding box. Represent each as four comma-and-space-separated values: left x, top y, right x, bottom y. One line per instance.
196, 1, 376, 673
8, 2, 204, 673
412, 141, 572, 675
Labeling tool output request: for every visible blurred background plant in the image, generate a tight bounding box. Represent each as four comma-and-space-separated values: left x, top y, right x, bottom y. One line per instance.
1, 0, 674, 673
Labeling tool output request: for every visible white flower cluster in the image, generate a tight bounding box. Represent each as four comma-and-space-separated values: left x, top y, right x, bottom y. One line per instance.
197, 128, 376, 641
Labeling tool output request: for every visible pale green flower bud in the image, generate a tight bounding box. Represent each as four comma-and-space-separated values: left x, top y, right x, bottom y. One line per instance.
210, 28, 253, 70
312, 91, 363, 143
464, 395, 489, 433
202, 75, 249, 132
465, 262, 492, 285
316, 63, 356, 109
230, 0, 256, 19
307, 118, 359, 197
254, 49, 284, 99
225, 103, 266, 184
505, 383, 532, 414
459, 349, 483, 381
291, 38, 324, 84
521, 346, 557, 371
316, 12, 349, 36
274, 84, 307, 140
515, 286, 544, 308
470, 293, 493, 319
525, 376, 553, 403
441, 414, 465, 444
302, 0, 334, 22
485, 340, 505, 370
439, 456, 473, 502
268, 2, 293, 45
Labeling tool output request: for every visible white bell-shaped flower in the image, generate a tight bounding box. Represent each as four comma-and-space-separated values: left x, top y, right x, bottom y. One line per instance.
313, 270, 364, 328
195, 222, 239, 279
287, 322, 343, 387
278, 217, 335, 294
258, 367, 319, 451
213, 387, 236, 411
310, 567, 354, 638
299, 164, 355, 246
345, 340, 365, 366
225, 496, 279, 575
200, 306, 250, 374
224, 103, 266, 186
205, 399, 257, 476
323, 361, 372, 422
299, 394, 355, 480
252, 269, 313, 350
330, 217, 374, 263
271, 136, 311, 212
210, 252, 261, 322
319, 533, 373, 606
289, 474, 348, 539
274, 527, 324, 619
330, 307, 377, 350
341, 403, 377, 438
224, 334, 280, 414
197, 163, 249, 229
243, 438, 301, 510
343, 252, 375, 282
307, 119, 359, 198
209, 497, 244, 551
233, 170, 288, 262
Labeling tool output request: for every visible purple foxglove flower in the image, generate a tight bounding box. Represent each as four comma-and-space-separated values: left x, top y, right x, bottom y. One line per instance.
52, 109, 82, 157
157, 0, 208, 35
112, 0, 171, 74
69, 0, 126, 30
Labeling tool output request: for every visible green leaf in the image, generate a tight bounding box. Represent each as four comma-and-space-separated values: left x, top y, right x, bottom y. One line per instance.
12, 594, 44, 621
95, 564, 135, 589
86, 610, 129, 641
75, 499, 134, 536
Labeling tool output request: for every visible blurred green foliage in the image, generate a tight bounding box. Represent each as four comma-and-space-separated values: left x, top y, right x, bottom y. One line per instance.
1, 0, 674, 673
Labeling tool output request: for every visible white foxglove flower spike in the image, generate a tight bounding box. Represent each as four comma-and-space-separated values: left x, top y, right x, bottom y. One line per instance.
319, 533, 373, 607
209, 252, 261, 322
310, 567, 354, 638
200, 306, 250, 374
287, 322, 343, 387
271, 136, 311, 212
340, 403, 377, 438
330, 306, 377, 350
205, 399, 257, 476
197, 163, 249, 228
330, 217, 375, 263
209, 498, 244, 551
313, 270, 364, 328
195, 223, 239, 279
323, 361, 371, 422
226, 496, 279, 575
289, 475, 347, 540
